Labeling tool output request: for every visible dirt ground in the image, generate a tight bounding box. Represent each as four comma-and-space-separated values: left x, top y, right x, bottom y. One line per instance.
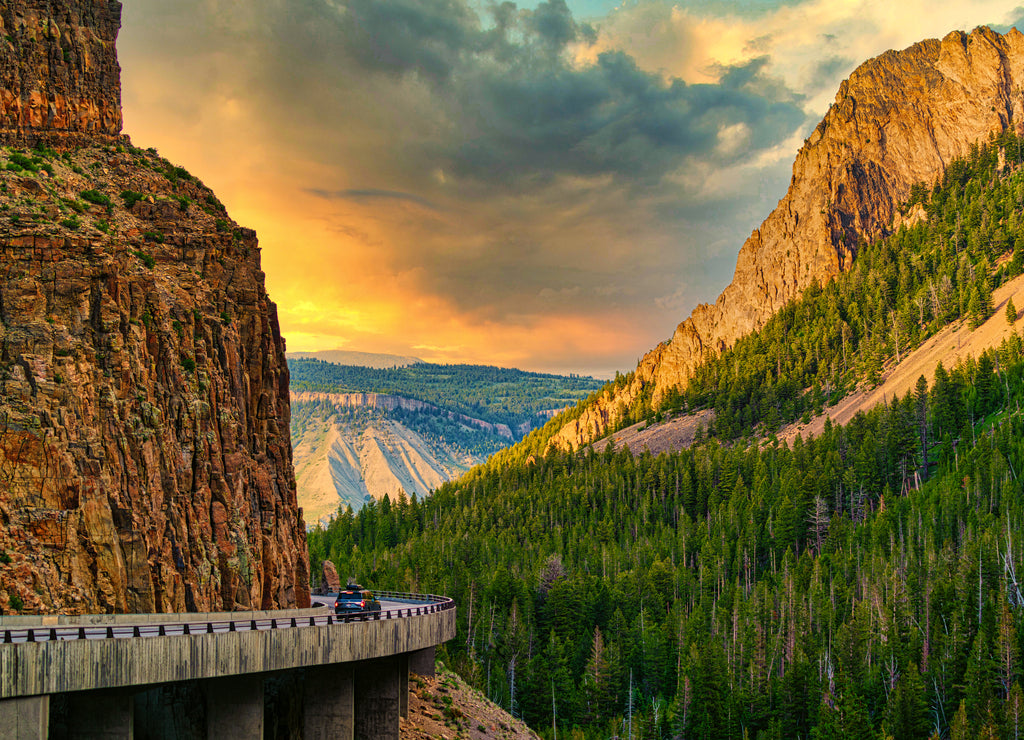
401, 664, 540, 740
777, 270, 1024, 444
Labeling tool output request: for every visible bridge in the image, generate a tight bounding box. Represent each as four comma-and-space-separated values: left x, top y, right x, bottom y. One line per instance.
0, 591, 455, 739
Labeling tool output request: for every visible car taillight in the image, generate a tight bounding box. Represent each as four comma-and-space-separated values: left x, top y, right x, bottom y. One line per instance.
360, 600, 366, 608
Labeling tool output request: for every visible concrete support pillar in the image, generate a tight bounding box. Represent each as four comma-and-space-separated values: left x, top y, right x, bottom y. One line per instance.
65, 691, 134, 739
304, 664, 354, 740
204, 674, 263, 740
354, 656, 401, 740
398, 654, 409, 720
0, 696, 49, 740
408, 646, 436, 677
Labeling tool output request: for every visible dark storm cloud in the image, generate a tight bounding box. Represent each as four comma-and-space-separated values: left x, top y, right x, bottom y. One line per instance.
805, 55, 855, 95
265, 0, 806, 192
308, 188, 441, 210
336, 0, 481, 81
446, 52, 805, 188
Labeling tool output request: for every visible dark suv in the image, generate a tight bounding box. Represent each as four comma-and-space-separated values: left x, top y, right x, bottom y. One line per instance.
333, 584, 382, 615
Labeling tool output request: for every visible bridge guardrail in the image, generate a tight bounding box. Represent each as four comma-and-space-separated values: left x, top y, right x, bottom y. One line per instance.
1, 592, 454, 645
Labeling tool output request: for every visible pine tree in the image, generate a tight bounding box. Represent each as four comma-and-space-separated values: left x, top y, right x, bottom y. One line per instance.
1009, 297, 1018, 326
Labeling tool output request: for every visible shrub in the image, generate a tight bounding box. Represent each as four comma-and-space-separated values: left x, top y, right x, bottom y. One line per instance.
121, 190, 145, 209
80, 189, 111, 208
60, 216, 80, 230
143, 231, 164, 244
131, 250, 156, 269
181, 357, 196, 373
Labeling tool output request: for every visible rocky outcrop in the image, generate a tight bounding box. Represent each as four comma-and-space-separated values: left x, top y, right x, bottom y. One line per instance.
0, 1, 123, 146
552, 25, 1024, 450
0, 2, 308, 614
320, 560, 341, 594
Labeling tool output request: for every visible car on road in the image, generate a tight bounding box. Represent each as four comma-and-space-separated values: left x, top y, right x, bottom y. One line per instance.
334, 584, 382, 615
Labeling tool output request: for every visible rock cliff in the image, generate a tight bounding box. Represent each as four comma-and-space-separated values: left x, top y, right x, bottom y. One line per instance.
0, 0, 122, 146
0, 0, 309, 614
552, 25, 1024, 450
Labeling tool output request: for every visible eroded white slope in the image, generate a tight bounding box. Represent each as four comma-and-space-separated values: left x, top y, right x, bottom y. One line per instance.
293, 406, 489, 524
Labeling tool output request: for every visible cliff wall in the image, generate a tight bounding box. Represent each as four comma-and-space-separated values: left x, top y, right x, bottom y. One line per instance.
0, 0, 309, 614
552, 26, 1024, 450
0, 0, 122, 146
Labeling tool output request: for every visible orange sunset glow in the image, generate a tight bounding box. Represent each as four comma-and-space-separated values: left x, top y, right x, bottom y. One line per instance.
117, 0, 1023, 377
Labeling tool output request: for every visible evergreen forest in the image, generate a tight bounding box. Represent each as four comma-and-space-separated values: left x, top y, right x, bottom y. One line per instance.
308, 134, 1024, 739
288, 359, 605, 432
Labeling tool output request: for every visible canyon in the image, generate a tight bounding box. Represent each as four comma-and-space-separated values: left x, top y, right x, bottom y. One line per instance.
0, 0, 309, 614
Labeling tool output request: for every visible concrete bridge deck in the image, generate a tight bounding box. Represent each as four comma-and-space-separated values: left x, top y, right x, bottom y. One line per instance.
0, 591, 456, 739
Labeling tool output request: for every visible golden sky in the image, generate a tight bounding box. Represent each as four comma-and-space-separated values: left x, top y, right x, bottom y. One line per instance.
118, 0, 1022, 378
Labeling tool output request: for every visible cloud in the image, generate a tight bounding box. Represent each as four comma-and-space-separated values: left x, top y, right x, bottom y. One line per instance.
308, 188, 442, 210
119, 0, 1024, 377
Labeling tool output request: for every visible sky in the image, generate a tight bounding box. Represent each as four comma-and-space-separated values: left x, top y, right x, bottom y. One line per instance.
118, 0, 1024, 378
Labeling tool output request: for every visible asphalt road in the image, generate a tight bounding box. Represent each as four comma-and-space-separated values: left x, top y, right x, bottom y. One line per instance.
312, 594, 418, 615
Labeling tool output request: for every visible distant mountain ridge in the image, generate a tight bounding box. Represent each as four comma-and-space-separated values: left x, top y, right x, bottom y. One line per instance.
287, 349, 423, 368
289, 359, 603, 521
550, 25, 1024, 451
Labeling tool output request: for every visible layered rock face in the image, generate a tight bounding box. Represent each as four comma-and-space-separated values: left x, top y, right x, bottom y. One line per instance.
0, 0, 122, 145
552, 25, 1024, 450
0, 2, 309, 614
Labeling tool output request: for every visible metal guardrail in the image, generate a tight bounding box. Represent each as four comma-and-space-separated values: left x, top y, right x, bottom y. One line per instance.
1, 592, 454, 645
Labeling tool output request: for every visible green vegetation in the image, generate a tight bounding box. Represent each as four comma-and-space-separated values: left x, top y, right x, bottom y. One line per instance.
79, 189, 111, 208
313, 334, 1024, 740
310, 134, 1024, 738
131, 250, 155, 269
288, 359, 603, 431
121, 190, 144, 209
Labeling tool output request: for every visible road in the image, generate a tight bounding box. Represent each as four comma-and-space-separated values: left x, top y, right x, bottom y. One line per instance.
311, 594, 419, 614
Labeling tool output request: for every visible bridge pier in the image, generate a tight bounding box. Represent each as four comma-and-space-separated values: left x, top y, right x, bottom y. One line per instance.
204, 675, 263, 740
303, 664, 354, 740
353, 656, 402, 740
408, 645, 436, 677
0, 696, 48, 740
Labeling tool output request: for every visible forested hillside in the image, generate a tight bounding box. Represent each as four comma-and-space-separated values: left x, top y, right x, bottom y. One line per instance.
289, 360, 604, 433
290, 360, 604, 519
310, 137, 1024, 738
